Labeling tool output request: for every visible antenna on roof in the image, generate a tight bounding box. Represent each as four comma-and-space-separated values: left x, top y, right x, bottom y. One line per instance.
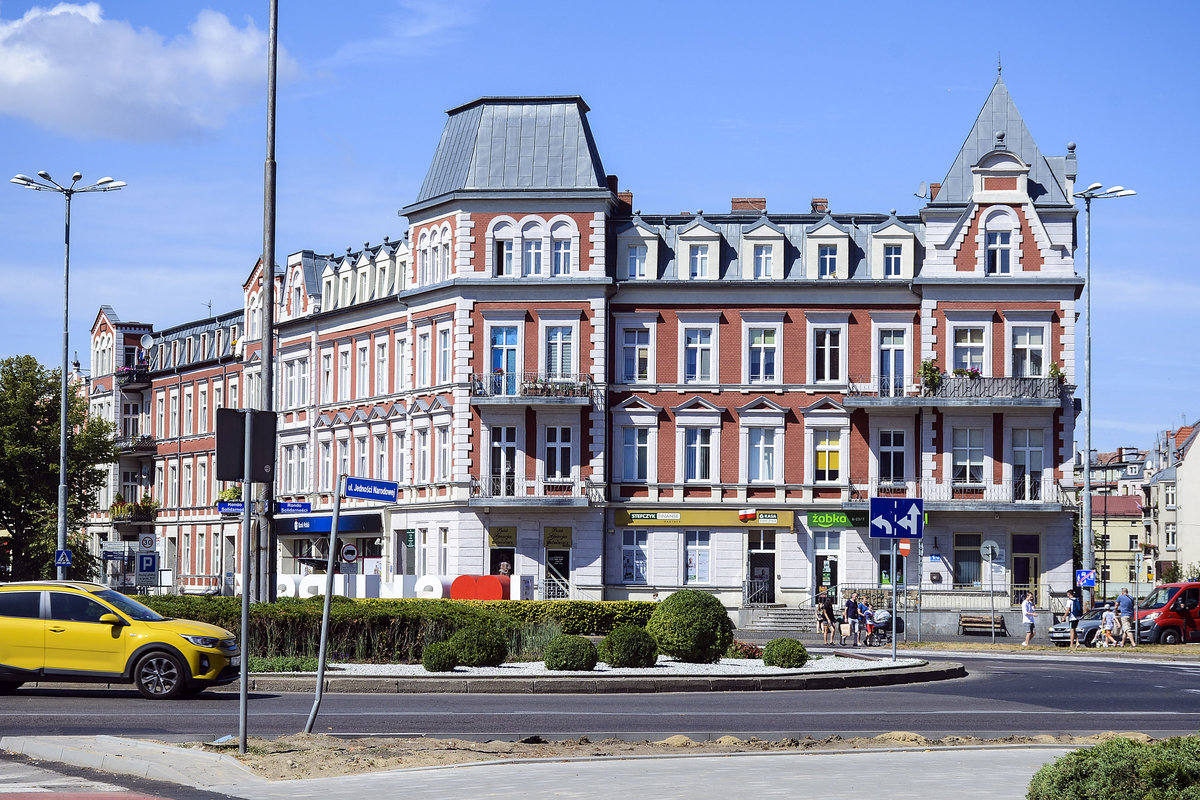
203, 300, 212, 317
914, 182, 929, 199
997, 53, 1002, 76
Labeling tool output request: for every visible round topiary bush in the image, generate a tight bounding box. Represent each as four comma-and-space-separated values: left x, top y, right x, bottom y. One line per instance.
421, 641, 459, 672
598, 624, 659, 668
762, 638, 809, 668
543, 634, 598, 671
645, 589, 733, 664
449, 623, 508, 667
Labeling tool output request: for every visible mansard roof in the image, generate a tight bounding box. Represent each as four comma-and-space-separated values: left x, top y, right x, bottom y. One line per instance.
407, 96, 609, 212
933, 75, 1070, 207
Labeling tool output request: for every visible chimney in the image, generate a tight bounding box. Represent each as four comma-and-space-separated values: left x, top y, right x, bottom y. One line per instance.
811, 197, 828, 214
929, 183, 941, 201
606, 174, 620, 194
616, 190, 633, 217
731, 197, 766, 213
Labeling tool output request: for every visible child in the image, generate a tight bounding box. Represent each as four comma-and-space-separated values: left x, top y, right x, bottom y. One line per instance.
863, 602, 876, 645
1100, 604, 1117, 647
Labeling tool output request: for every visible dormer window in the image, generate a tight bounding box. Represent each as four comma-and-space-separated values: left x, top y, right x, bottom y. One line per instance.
818, 244, 837, 278
885, 245, 902, 277
753, 245, 772, 279
689, 244, 709, 279
627, 245, 647, 278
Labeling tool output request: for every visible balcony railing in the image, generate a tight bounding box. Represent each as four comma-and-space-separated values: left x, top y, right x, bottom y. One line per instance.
846, 375, 913, 397
847, 374, 1065, 402
109, 505, 160, 523
470, 371, 592, 400
115, 367, 151, 388
471, 476, 590, 500
116, 434, 156, 453
850, 476, 1064, 504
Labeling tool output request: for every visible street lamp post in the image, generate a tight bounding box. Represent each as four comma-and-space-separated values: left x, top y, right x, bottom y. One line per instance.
10, 171, 126, 579
1073, 182, 1135, 610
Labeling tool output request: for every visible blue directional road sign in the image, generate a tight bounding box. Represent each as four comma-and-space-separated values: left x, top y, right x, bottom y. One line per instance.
345, 476, 399, 503
217, 501, 245, 514
869, 497, 924, 540
1076, 569, 1097, 588
54, 549, 72, 568
277, 501, 311, 514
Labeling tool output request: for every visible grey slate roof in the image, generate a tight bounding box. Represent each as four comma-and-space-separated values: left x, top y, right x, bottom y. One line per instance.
933, 75, 1069, 207
408, 97, 608, 210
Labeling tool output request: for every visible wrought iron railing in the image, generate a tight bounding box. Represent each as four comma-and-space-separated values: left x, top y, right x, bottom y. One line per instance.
115, 434, 156, 452
927, 375, 1063, 400
846, 375, 912, 397
116, 367, 151, 387
470, 371, 592, 399
850, 476, 1064, 504
471, 476, 588, 499
742, 579, 773, 606
110, 505, 159, 523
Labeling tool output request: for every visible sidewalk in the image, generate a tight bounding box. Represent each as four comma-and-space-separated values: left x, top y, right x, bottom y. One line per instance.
1, 735, 1072, 800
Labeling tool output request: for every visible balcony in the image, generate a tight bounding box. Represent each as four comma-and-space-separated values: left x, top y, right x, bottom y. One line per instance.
848, 476, 1066, 509
845, 374, 1068, 409
110, 504, 160, 524
115, 367, 151, 389
116, 434, 156, 453
469, 476, 597, 507
469, 372, 593, 407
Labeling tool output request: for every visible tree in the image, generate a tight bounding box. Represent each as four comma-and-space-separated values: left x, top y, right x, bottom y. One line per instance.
0, 356, 116, 580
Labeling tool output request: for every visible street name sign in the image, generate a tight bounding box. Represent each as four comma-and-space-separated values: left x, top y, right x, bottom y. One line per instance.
345, 476, 399, 503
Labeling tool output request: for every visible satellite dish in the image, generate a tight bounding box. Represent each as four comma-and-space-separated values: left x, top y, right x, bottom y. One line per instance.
915, 181, 928, 198
139, 333, 154, 348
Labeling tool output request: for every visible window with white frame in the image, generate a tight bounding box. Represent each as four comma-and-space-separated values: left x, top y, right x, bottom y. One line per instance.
1166, 522, 1177, 548
375, 342, 389, 394
683, 328, 713, 383
357, 345, 369, 396
394, 430, 407, 484
622, 530, 647, 583
197, 460, 208, 505
375, 434, 387, 478
818, 244, 836, 278
622, 328, 650, 383
1165, 483, 1177, 508
813, 430, 840, 482
436, 425, 450, 480
545, 326, 572, 379
688, 244, 709, 279
490, 325, 518, 394
879, 429, 905, 484
170, 393, 179, 437
495, 238, 514, 276
952, 427, 985, 485
356, 436, 368, 477
338, 438, 350, 478
168, 464, 178, 506
441, 237, 451, 281
338, 350, 350, 401
884, 244, 902, 278
197, 388, 208, 433
397, 335, 411, 391
684, 428, 713, 482
685, 530, 710, 583
626, 245, 647, 279
490, 425, 517, 495
415, 428, 429, 483
321, 353, 333, 402
416, 332, 430, 388
813, 328, 841, 383
182, 463, 193, 506
1011, 326, 1045, 377
320, 440, 332, 490
748, 428, 776, 483
156, 394, 165, 435
748, 327, 777, 383
878, 328, 906, 397
986, 231, 1012, 275
214, 383, 224, 411
1012, 428, 1044, 500
437, 328, 451, 384
622, 427, 649, 482
552, 239, 571, 275
953, 327, 985, 372
753, 244, 772, 279
183, 390, 193, 436
545, 426, 571, 482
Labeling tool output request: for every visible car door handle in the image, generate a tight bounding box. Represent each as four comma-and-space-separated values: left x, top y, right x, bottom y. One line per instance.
48, 625, 66, 633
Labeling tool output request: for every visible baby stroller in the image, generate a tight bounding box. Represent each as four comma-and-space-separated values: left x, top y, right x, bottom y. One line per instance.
864, 610, 903, 646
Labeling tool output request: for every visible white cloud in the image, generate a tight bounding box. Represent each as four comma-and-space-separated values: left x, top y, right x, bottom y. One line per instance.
0, 3, 297, 140
325, 0, 478, 65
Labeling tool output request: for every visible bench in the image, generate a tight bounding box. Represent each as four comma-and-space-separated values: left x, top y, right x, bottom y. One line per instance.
958, 614, 1008, 636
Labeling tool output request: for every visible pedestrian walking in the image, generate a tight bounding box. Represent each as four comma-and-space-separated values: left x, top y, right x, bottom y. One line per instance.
1100, 603, 1118, 647
1066, 588, 1083, 649
844, 592, 861, 647
818, 592, 837, 645
1117, 587, 1137, 647
1021, 592, 1037, 647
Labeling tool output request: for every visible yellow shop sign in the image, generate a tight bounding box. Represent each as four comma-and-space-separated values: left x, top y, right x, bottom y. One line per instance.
615, 509, 793, 527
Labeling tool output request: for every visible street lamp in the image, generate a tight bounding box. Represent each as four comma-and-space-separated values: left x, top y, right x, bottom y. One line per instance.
1095, 447, 1136, 599
10, 171, 126, 579
1074, 181, 1135, 609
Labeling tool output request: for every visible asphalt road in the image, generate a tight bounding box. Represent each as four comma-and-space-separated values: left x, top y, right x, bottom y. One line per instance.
2, 653, 1198, 742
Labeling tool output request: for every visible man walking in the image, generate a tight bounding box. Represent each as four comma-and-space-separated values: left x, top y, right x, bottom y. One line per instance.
1066, 588, 1083, 648
1117, 587, 1137, 647
1021, 592, 1037, 647
844, 591, 861, 647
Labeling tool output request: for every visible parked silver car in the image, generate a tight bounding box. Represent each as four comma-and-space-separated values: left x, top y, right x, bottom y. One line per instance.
1048, 605, 1113, 647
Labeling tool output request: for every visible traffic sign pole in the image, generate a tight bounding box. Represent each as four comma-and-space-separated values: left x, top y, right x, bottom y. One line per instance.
307, 473, 345, 734
891, 538, 898, 662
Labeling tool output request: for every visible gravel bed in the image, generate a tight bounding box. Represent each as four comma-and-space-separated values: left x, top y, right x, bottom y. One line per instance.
323, 654, 925, 678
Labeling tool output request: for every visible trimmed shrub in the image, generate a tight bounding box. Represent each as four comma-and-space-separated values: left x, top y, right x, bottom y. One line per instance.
1027, 735, 1200, 800
645, 589, 733, 664
725, 640, 763, 659
421, 641, 460, 673
249, 655, 319, 673
762, 638, 809, 668
598, 625, 659, 668
543, 634, 598, 671
449, 623, 508, 667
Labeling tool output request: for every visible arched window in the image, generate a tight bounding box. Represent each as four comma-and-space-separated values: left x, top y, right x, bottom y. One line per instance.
521, 221, 544, 276
418, 232, 430, 285
440, 229, 452, 280
550, 221, 574, 276
983, 210, 1017, 275
430, 229, 442, 283
492, 222, 514, 276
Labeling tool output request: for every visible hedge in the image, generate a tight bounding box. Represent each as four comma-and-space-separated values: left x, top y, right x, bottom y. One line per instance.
1027, 735, 1200, 800
138, 596, 655, 663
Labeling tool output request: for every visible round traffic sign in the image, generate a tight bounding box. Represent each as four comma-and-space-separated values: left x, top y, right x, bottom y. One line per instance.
340, 543, 358, 563
138, 534, 156, 551
898, 539, 911, 557
981, 538, 1001, 561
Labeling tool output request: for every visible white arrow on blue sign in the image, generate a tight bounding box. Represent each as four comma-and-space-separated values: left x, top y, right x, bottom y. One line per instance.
345, 476, 399, 503
868, 497, 924, 539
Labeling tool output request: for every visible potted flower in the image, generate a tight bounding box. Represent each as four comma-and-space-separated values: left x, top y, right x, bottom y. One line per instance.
920, 359, 943, 393
1048, 362, 1065, 383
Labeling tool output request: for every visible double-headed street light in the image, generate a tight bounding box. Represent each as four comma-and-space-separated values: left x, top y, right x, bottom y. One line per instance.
1074, 181, 1135, 609
11, 171, 126, 579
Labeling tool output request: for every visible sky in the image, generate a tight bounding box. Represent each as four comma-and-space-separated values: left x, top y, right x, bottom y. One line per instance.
0, 0, 1196, 454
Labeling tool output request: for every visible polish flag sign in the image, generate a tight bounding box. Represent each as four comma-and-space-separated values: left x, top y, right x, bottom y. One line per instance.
738, 508, 756, 522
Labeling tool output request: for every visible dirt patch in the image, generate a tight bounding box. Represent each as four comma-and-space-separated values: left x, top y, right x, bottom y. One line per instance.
185, 730, 1155, 780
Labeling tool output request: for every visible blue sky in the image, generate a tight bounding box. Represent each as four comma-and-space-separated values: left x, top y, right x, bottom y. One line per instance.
0, 1, 1196, 453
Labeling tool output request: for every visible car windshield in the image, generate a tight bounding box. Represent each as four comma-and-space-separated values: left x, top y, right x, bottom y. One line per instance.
1081, 608, 1108, 621
1139, 587, 1177, 610
92, 589, 166, 621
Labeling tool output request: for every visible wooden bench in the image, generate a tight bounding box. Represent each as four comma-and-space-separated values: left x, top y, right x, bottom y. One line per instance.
958, 614, 1008, 636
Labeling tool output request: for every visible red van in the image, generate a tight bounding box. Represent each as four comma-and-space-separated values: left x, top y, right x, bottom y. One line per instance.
1136, 582, 1200, 645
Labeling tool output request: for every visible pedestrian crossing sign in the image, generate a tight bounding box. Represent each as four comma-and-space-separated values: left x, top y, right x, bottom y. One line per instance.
54, 549, 72, 567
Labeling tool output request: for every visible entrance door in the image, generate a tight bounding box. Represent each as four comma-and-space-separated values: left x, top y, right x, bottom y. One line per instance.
1012, 533, 1040, 605
815, 555, 838, 597
748, 552, 775, 604
545, 550, 570, 599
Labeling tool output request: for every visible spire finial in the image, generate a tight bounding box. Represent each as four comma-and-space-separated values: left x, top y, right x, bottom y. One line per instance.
997, 53, 1002, 76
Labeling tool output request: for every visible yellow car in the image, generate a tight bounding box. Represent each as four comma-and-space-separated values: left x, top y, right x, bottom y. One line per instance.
0, 581, 239, 699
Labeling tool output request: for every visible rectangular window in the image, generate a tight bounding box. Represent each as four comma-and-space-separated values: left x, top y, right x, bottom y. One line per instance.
814, 328, 841, 383
1165, 484, 1177, 508
684, 428, 712, 482
689, 244, 709, 279
436, 426, 450, 480
376, 342, 389, 394
489, 326, 518, 395
545, 426, 571, 481
545, 326, 572, 379
1166, 523, 1177, 548
1129, 534, 1139, 551
952, 427, 985, 485
338, 351, 350, 401
437, 328, 451, 384
417, 333, 430, 388
168, 464, 178, 506
398, 336, 411, 391
552, 240, 571, 275
1013, 428, 1044, 500
622, 428, 648, 482
685, 530, 710, 583
320, 441, 332, 490
394, 431, 407, 484
523, 239, 542, 276
182, 463, 192, 506
748, 328, 777, 383
683, 328, 712, 383
627, 245, 647, 279
753, 244, 772, 279
879, 329, 905, 396
748, 428, 775, 483
375, 434, 387, 478
490, 426, 516, 495
356, 436, 368, 477
321, 353, 333, 402
954, 532, 983, 586
338, 438, 350, 478
953, 327, 985, 372
197, 388, 208, 433
1012, 327, 1045, 378
622, 530, 647, 583
416, 428, 429, 483
818, 244, 836, 278
622, 328, 650, 383
879, 429, 905, 484
197, 460, 208, 505
156, 395, 165, 436
986, 231, 1011, 275
357, 345, 369, 396
495, 240, 514, 276
183, 390, 193, 436
169, 394, 179, 437
814, 430, 840, 482
884, 244, 902, 277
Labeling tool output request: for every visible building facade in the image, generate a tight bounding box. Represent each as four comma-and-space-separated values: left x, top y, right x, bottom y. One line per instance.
85, 75, 1083, 608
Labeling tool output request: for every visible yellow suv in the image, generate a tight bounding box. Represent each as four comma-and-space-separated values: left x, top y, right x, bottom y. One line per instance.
0, 581, 239, 699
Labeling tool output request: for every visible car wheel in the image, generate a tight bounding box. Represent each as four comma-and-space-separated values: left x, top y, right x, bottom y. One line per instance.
0, 680, 24, 693
1159, 628, 1182, 646
134, 651, 187, 699
1083, 630, 1097, 647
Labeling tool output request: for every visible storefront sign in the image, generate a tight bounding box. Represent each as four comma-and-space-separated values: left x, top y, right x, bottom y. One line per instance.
806, 510, 868, 529
275, 513, 383, 535
404, 529, 416, 548
544, 526, 572, 548
617, 509, 793, 527
488, 526, 517, 548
